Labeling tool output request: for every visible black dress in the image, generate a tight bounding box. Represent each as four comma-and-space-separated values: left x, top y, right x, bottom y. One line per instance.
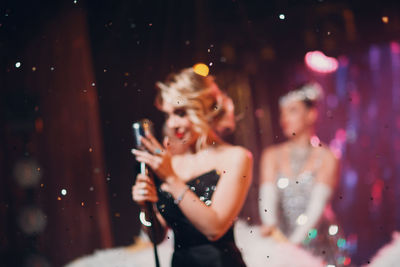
156, 170, 246, 267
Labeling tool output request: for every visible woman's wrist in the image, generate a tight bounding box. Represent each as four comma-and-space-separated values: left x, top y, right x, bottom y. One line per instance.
163, 175, 188, 198
165, 174, 180, 185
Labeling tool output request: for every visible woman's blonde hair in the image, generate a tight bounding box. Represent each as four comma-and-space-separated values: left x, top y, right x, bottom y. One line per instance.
155, 68, 235, 151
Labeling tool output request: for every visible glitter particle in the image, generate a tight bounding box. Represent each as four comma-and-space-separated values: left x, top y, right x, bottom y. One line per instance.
15, 62, 21, 68
382, 16, 389, 24
279, 14, 285, 20
61, 189, 67, 196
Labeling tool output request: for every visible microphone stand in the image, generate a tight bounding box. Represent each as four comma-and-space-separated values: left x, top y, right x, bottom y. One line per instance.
133, 119, 161, 267
140, 162, 161, 267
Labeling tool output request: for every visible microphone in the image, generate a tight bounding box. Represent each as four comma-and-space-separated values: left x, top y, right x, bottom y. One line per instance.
132, 119, 161, 267
133, 119, 155, 176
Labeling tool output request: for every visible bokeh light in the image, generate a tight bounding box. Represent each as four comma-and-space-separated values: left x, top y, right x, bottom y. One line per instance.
277, 177, 289, 189
193, 63, 209, 76
305, 51, 339, 73
329, 225, 339, 236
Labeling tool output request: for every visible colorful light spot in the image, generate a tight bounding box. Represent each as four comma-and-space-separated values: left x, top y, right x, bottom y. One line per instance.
305, 51, 338, 73
193, 63, 209, 76
277, 177, 289, 189
308, 229, 318, 239
329, 225, 339, 235
337, 238, 346, 248
296, 214, 308, 225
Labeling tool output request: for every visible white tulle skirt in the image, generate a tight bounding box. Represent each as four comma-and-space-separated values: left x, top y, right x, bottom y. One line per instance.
66, 220, 325, 267
363, 232, 400, 267
233, 220, 324, 267
65, 230, 174, 267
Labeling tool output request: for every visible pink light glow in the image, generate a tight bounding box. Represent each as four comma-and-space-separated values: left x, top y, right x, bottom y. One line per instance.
310, 135, 321, 147
305, 51, 339, 73
390, 42, 400, 54
335, 129, 347, 142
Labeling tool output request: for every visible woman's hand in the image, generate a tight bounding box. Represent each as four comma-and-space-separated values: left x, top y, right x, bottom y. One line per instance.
131, 133, 176, 181
260, 225, 289, 243
260, 224, 276, 236
132, 173, 158, 205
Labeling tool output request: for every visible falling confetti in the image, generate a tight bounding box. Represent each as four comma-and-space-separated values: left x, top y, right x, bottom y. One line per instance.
15, 62, 21, 68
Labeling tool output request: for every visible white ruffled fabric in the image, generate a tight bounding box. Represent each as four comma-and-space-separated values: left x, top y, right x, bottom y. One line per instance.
363, 232, 400, 267
65, 220, 325, 267
65, 230, 174, 267
234, 220, 324, 267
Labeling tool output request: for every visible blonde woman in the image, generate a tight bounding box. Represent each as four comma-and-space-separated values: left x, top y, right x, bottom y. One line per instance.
131, 67, 252, 267
259, 83, 349, 266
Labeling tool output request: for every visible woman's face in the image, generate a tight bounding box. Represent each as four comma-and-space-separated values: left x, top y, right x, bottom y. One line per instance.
279, 100, 317, 138
161, 101, 199, 147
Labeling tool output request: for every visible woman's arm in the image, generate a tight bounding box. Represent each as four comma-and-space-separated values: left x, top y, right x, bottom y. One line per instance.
259, 147, 279, 234
164, 147, 253, 241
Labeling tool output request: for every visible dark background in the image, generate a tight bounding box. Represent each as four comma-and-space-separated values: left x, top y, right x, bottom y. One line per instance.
1, 0, 400, 266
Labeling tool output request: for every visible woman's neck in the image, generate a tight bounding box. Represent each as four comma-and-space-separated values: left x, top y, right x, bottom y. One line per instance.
188, 130, 224, 154
288, 129, 313, 148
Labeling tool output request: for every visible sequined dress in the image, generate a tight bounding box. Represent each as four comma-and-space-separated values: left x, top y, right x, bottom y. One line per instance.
156, 170, 246, 267
276, 170, 348, 266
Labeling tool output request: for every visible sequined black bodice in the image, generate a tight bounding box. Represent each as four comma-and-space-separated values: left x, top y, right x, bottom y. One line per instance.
156, 170, 246, 267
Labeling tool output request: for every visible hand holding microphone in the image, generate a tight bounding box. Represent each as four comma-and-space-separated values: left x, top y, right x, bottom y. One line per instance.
131, 121, 176, 183
131, 120, 167, 262
131, 173, 158, 205
131, 119, 159, 206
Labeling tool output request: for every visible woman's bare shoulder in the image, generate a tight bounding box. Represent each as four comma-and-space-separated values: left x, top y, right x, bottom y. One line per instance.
261, 142, 285, 160
316, 143, 338, 164
217, 144, 252, 161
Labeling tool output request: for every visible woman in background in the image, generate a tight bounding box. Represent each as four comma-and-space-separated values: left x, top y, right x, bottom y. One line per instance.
259, 83, 349, 266
131, 66, 252, 267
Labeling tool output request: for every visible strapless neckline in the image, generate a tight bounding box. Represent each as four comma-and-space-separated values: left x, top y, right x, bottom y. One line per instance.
184, 169, 218, 184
